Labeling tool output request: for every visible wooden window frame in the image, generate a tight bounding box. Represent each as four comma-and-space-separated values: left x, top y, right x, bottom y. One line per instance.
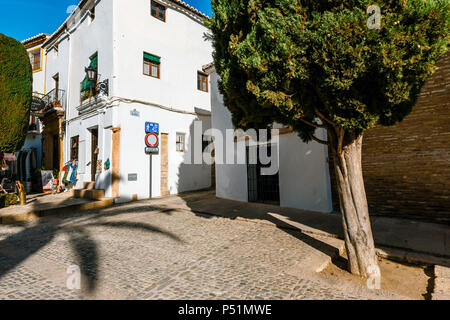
143, 56, 161, 79
28, 48, 42, 72
176, 133, 186, 152
197, 72, 208, 92
151, 0, 166, 22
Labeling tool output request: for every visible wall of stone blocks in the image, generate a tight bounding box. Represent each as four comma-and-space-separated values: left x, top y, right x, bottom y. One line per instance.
329, 51, 450, 223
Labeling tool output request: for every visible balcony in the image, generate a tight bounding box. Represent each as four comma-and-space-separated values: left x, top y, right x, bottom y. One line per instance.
77, 77, 109, 114
33, 89, 66, 118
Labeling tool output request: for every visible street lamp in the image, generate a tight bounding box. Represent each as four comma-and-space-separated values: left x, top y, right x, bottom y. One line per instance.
85, 66, 97, 83
84, 66, 108, 96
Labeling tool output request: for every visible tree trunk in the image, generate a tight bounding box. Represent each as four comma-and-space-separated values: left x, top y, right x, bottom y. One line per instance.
333, 134, 380, 279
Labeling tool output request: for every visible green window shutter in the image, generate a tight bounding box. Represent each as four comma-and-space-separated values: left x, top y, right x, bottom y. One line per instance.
90, 55, 98, 69
81, 75, 91, 92
144, 52, 160, 64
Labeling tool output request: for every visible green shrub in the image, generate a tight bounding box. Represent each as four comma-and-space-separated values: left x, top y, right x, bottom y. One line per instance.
0, 33, 33, 153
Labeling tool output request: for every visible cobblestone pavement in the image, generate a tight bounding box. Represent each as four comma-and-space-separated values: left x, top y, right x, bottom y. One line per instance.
0, 195, 404, 300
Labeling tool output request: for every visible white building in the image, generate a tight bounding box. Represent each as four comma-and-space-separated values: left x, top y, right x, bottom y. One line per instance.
15, 34, 49, 191
205, 65, 334, 213
40, 0, 213, 201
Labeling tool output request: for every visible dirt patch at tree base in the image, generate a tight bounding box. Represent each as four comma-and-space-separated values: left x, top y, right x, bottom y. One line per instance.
322, 253, 433, 300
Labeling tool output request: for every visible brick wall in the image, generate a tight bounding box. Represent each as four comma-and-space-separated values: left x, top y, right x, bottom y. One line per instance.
329, 51, 450, 223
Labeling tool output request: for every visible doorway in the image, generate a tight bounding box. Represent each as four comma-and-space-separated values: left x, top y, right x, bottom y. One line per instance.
52, 134, 60, 171
91, 128, 98, 182
247, 145, 280, 205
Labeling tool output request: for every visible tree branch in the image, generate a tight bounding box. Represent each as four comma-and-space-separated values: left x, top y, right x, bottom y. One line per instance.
300, 118, 327, 129
338, 129, 344, 155
314, 106, 335, 128
308, 132, 330, 146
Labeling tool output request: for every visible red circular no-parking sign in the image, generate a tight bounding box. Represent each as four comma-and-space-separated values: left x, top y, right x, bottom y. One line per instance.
145, 133, 159, 147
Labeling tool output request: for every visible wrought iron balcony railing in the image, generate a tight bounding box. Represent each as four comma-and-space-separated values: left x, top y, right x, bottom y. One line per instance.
42, 88, 66, 110
30, 89, 67, 119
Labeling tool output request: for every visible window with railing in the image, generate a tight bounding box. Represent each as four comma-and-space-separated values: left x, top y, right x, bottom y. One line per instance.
41, 88, 66, 113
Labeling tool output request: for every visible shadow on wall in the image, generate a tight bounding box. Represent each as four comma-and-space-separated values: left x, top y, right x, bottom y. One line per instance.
175, 109, 213, 195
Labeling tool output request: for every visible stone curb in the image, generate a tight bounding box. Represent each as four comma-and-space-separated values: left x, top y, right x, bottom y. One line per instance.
187, 208, 450, 268
0, 198, 114, 224
432, 266, 450, 300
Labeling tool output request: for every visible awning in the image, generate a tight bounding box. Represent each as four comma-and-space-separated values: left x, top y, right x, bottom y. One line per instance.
144, 52, 160, 64
90, 54, 98, 69
81, 75, 91, 92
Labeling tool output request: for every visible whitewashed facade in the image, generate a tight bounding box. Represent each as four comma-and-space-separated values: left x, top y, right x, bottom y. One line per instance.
206, 66, 334, 213
16, 34, 49, 190
42, 0, 213, 201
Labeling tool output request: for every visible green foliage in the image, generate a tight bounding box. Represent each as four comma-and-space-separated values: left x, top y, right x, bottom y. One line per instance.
0, 193, 18, 208
209, 0, 449, 142
0, 33, 32, 152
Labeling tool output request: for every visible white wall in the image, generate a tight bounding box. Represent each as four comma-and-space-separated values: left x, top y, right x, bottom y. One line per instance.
210, 71, 333, 213
43, 0, 213, 200
278, 131, 333, 212
27, 43, 46, 94
113, 0, 213, 200
117, 102, 211, 201
210, 72, 248, 202
114, 0, 212, 113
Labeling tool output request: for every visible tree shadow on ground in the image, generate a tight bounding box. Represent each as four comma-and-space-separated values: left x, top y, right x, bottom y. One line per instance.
0, 189, 182, 294
173, 117, 346, 271
177, 190, 347, 271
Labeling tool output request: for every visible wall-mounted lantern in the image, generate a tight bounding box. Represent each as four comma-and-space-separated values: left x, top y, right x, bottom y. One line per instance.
85, 66, 109, 96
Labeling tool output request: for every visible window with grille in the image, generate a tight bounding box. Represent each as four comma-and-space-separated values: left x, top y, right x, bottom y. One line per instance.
197, 72, 208, 92
29, 49, 41, 71
176, 133, 185, 152
151, 1, 166, 22
202, 134, 211, 152
143, 52, 160, 78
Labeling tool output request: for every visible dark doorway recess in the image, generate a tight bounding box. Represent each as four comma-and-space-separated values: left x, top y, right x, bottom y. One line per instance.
247, 145, 280, 205
91, 128, 99, 182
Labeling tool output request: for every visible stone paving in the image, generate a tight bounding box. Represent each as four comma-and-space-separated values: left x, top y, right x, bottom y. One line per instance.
0, 195, 404, 300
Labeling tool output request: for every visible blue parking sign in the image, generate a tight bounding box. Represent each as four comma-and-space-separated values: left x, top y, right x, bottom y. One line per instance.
145, 122, 159, 134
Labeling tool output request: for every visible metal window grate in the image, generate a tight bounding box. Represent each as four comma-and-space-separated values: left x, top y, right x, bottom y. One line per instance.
246, 145, 280, 204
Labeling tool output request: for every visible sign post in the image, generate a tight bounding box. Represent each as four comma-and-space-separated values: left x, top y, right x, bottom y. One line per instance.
145, 122, 159, 198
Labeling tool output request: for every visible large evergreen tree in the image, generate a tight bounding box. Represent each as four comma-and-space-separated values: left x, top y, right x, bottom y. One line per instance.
0, 33, 32, 153
209, 0, 449, 278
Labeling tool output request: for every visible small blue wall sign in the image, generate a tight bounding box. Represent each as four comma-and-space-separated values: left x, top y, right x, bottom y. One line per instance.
145, 122, 159, 134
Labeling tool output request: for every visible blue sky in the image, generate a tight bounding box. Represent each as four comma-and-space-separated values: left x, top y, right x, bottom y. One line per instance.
0, 0, 212, 42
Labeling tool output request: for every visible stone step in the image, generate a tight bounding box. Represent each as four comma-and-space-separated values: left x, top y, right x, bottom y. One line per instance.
0, 197, 114, 224
83, 182, 96, 190
73, 189, 105, 200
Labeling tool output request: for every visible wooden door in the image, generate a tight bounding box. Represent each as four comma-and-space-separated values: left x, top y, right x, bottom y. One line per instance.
160, 133, 169, 196
91, 128, 98, 182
